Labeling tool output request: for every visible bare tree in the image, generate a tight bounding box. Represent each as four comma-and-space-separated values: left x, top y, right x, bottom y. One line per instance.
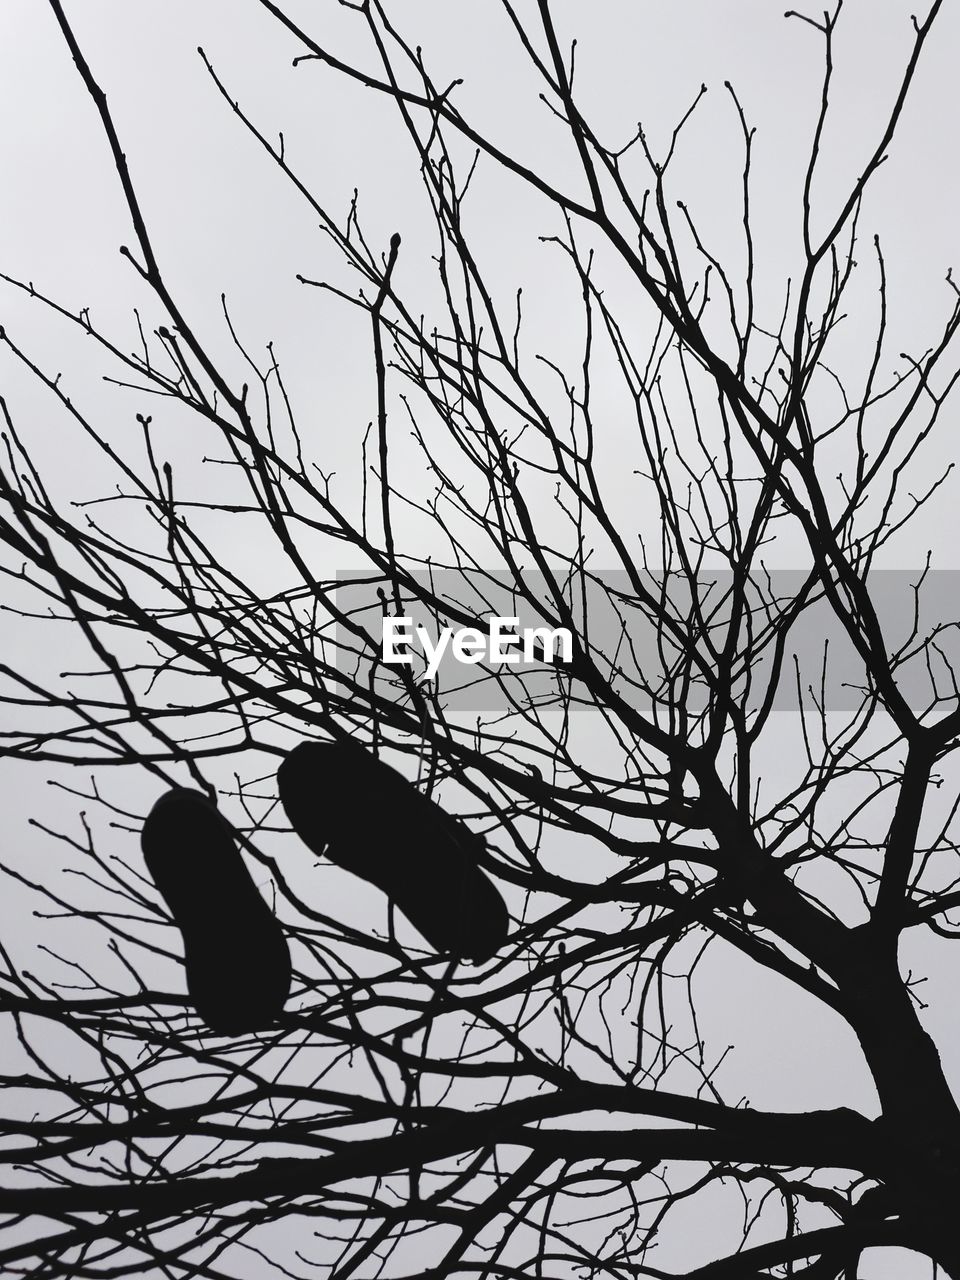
2, 2, 960, 1276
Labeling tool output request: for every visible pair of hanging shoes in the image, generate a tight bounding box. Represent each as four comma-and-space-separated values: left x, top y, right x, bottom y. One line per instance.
140, 740, 509, 1035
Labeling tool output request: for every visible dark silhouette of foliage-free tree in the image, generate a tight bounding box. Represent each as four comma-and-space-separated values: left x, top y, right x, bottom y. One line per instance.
2, 2, 960, 1276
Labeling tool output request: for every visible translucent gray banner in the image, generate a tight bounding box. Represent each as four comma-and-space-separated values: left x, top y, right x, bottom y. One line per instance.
334, 569, 960, 715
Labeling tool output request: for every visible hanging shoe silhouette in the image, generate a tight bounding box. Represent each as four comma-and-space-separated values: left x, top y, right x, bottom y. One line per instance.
277, 740, 508, 962
141, 788, 292, 1034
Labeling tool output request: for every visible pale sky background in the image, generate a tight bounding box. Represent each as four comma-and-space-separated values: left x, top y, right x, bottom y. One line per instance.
1, 3, 959, 1276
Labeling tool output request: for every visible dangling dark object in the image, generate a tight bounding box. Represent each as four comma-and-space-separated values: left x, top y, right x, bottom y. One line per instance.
277, 740, 509, 962
140, 788, 292, 1035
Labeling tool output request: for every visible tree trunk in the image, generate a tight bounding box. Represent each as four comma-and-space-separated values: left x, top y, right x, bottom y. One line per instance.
841, 945, 960, 1274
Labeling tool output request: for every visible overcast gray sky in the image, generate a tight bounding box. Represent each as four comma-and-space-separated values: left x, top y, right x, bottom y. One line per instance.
2, 4, 959, 1276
